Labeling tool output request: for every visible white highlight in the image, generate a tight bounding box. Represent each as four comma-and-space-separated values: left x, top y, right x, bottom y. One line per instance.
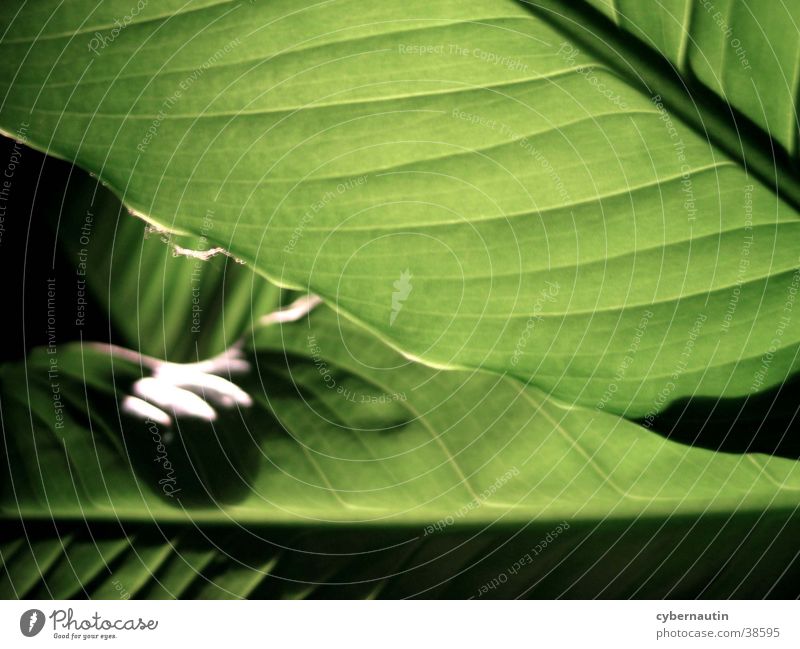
134, 377, 219, 421
127, 208, 185, 236
122, 396, 172, 426
259, 294, 322, 326
104, 295, 322, 426
171, 244, 229, 260
116, 347, 253, 426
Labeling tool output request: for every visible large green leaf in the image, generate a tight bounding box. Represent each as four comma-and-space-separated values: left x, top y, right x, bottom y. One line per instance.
3, 512, 800, 599
2, 158, 799, 598
3, 0, 800, 601
6, 305, 800, 522
1, 0, 798, 417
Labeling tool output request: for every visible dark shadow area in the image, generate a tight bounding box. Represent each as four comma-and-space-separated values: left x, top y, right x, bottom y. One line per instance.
112, 373, 282, 508
4, 510, 800, 599
117, 404, 277, 508
0, 138, 121, 363
0, 135, 285, 508
642, 374, 800, 459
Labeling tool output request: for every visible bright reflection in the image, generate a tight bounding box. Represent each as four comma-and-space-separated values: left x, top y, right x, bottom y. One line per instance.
121, 347, 252, 425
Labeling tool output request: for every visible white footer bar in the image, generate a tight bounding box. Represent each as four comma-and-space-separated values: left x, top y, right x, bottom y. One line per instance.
0, 600, 796, 648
